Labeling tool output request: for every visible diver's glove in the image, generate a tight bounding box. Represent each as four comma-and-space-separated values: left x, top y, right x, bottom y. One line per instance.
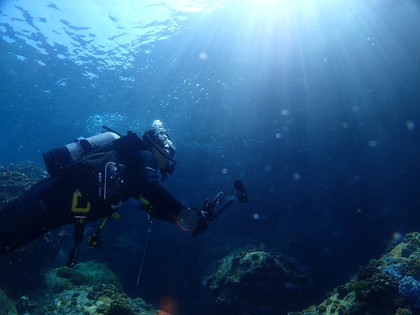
139, 195, 155, 215
175, 206, 214, 237
192, 206, 217, 237
191, 217, 210, 237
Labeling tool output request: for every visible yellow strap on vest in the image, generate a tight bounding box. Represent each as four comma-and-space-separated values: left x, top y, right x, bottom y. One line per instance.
98, 217, 108, 230
112, 212, 121, 219
139, 195, 150, 205
71, 190, 91, 214
97, 212, 120, 231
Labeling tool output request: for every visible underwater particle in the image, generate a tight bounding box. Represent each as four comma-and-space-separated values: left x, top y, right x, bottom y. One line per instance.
356, 208, 362, 214
341, 122, 349, 128
275, 132, 282, 139
253, 213, 267, 220
263, 165, 272, 172
199, 52, 207, 60
368, 140, 379, 147
221, 168, 228, 174
392, 232, 404, 243
86, 112, 127, 134
293, 172, 301, 180
406, 120, 415, 131
353, 174, 361, 182
322, 247, 331, 255
281, 109, 289, 116
351, 106, 360, 113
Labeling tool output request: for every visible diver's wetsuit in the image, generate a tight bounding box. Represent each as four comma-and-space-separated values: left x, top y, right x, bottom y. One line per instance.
0, 134, 185, 255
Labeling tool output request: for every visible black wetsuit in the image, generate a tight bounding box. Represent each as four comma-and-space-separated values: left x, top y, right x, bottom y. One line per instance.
0, 133, 185, 255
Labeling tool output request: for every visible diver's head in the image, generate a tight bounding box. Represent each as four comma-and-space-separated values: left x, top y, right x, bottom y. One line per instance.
143, 120, 177, 180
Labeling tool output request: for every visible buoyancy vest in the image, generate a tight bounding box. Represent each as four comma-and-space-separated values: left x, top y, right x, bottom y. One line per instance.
45, 130, 146, 267
43, 130, 146, 204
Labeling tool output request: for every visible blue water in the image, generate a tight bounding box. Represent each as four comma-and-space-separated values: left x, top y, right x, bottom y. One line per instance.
1, 0, 420, 313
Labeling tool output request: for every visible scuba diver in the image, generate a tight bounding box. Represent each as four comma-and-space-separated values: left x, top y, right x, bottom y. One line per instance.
0, 120, 247, 267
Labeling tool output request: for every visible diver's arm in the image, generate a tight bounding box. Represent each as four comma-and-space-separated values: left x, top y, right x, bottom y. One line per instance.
130, 150, 211, 237
132, 150, 185, 222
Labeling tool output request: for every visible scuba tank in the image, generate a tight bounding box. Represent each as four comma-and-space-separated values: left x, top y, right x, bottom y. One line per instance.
43, 132, 120, 176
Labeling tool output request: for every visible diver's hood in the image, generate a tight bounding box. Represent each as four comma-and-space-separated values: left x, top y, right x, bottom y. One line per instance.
143, 120, 176, 159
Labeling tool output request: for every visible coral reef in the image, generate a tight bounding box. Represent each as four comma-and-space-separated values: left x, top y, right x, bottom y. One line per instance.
0, 161, 47, 206
33, 283, 156, 315
289, 232, 420, 315
1, 260, 157, 315
204, 248, 312, 314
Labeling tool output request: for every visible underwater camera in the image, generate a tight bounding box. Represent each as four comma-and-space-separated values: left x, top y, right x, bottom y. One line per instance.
176, 179, 248, 237
234, 179, 248, 203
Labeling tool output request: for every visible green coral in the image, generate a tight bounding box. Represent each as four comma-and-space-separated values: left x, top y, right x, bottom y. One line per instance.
395, 308, 412, 315
289, 291, 361, 315
338, 271, 399, 303
107, 299, 135, 315
239, 250, 271, 267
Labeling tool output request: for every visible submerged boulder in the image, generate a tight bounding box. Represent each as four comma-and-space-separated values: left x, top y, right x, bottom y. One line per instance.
204, 248, 312, 314
44, 260, 123, 293
34, 261, 157, 315
1, 260, 159, 315
0, 289, 17, 315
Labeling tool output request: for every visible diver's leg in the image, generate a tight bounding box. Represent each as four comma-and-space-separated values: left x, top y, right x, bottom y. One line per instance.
0, 177, 72, 254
